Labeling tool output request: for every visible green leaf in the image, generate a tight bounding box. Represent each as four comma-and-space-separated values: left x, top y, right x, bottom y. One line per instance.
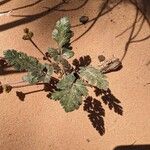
60, 58, 72, 73
22, 72, 40, 84
52, 17, 73, 47
22, 64, 53, 84
79, 66, 108, 90
47, 48, 60, 61
62, 48, 74, 59
57, 74, 75, 89
51, 74, 88, 112
4, 49, 41, 71
4, 50, 53, 84
43, 64, 54, 83
74, 79, 88, 96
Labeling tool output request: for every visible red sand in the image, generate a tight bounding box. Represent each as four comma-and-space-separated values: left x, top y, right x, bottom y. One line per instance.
0, 1, 150, 150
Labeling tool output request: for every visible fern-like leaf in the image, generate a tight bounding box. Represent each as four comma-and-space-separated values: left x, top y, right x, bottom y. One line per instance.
51, 74, 88, 112
22, 64, 53, 84
62, 48, 74, 59
47, 48, 60, 61
4, 50, 53, 84
52, 17, 73, 47
4, 49, 41, 71
79, 66, 108, 90
60, 58, 72, 73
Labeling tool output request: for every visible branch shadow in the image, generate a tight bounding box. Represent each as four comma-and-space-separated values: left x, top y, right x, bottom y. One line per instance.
0, 0, 89, 32
0, 1, 65, 32
50, 0, 89, 12
135, 0, 150, 20
0, 0, 89, 14
0, 0, 43, 13
0, 0, 11, 6
71, 0, 122, 43
118, 0, 150, 61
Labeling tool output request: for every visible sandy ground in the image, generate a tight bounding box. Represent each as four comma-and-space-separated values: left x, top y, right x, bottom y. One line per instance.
0, 0, 150, 150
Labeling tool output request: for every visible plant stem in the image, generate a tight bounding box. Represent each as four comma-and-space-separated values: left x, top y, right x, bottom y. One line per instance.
24, 89, 44, 95
8, 80, 26, 85
29, 39, 45, 56
29, 39, 52, 63
6, 76, 59, 89
58, 45, 66, 75
12, 82, 44, 89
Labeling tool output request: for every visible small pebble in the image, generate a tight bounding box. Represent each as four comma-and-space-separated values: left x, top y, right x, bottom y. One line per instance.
98, 55, 105, 62
79, 16, 89, 24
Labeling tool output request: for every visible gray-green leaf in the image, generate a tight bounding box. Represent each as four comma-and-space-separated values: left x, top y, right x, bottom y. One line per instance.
47, 48, 60, 61
43, 64, 54, 83
79, 66, 108, 90
52, 17, 73, 47
4, 50, 54, 84
22, 64, 53, 84
51, 74, 88, 112
62, 48, 74, 59
4, 49, 40, 71
57, 74, 75, 89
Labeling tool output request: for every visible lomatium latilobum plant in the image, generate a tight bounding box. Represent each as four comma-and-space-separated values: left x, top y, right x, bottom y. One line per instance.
1, 17, 109, 112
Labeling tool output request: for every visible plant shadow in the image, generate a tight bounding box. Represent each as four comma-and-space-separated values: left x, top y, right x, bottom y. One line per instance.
95, 88, 123, 115
84, 88, 123, 136
15, 76, 59, 101
72, 55, 91, 71
84, 96, 105, 136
